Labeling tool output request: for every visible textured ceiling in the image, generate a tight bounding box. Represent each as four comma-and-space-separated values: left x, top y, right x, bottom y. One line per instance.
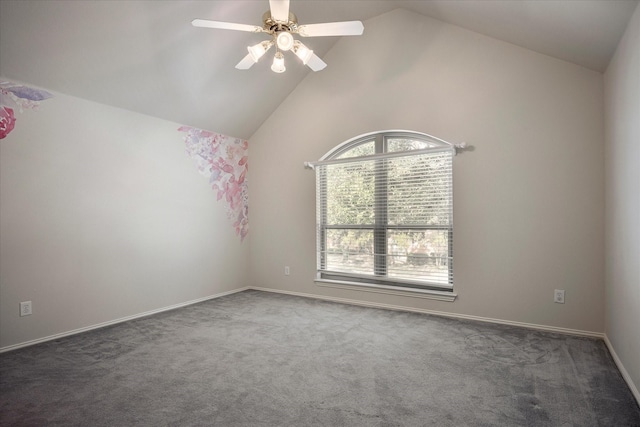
1, 0, 637, 139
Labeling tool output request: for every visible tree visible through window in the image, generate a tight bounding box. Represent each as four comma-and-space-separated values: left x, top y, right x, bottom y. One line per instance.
312, 131, 454, 291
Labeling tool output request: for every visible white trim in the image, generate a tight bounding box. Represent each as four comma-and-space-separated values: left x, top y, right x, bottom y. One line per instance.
249, 286, 603, 338
0, 287, 249, 354
2, 286, 607, 355
604, 334, 640, 405
315, 279, 457, 302
318, 129, 455, 161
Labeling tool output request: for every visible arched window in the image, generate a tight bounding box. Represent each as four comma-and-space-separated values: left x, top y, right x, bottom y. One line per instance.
308, 131, 455, 296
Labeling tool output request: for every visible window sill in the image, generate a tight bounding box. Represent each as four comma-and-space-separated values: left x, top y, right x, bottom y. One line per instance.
315, 278, 457, 302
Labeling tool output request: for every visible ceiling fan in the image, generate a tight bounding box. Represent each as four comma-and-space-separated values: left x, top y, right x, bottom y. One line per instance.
192, 0, 364, 73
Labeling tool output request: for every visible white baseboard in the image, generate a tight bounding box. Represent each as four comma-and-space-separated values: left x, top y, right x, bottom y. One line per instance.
604, 334, 640, 405
0, 287, 249, 353
3, 286, 636, 408
0, 285, 607, 353
248, 286, 604, 338
253, 288, 640, 401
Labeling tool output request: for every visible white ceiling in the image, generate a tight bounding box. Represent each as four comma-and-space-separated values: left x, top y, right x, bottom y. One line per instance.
1, 0, 637, 139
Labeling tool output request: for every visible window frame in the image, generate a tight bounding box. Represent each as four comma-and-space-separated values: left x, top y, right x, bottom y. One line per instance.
313, 130, 456, 299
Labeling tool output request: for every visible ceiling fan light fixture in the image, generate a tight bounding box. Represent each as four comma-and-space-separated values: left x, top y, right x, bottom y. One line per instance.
293, 41, 313, 65
276, 31, 294, 51
248, 40, 273, 62
193, 1, 364, 73
271, 52, 286, 73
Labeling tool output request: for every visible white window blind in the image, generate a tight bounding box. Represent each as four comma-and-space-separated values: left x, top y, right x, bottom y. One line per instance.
314, 141, 454, 291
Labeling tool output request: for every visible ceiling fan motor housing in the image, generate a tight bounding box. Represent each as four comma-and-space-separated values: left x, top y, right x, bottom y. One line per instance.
262, 11, 298, 34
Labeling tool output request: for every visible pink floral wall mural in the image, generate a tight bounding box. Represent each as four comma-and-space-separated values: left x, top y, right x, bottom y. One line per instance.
0, 81, 53, 139
179, 126, 249, 241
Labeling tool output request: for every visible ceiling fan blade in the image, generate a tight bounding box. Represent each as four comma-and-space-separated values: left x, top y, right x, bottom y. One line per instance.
269, 0, 290, 23
306, 54, 327, 72
297, 21, 364, 37
192, 19, 263, 33
235, 54, 256, 70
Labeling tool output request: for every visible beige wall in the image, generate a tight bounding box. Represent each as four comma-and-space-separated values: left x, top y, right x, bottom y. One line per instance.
604, 4, 640, 399
0, 85, 249, 349
248, 9, 605, 333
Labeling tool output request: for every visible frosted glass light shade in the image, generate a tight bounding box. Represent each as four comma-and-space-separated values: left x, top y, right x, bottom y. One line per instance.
248, 41, 272, 62
293, 41, 313, 65
271, 52, 286, 73
276, 31, 294, 51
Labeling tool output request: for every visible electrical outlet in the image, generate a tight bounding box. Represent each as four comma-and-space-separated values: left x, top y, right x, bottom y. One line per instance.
20, 301, 32, 316
284, 266, 290, 276
554, 290, 565, 304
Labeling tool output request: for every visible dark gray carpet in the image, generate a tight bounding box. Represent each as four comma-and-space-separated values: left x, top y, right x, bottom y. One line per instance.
1, 290, 639, 426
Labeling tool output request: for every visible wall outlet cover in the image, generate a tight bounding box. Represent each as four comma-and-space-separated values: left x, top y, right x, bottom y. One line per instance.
20, 301, 33, 316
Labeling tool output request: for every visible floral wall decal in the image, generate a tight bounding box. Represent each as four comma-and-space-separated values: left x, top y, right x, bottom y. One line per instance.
1, 81, 53, 139
179, 126, 249, 241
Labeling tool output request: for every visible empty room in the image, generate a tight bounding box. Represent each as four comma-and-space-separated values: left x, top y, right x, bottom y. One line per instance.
1, 0, 639, 425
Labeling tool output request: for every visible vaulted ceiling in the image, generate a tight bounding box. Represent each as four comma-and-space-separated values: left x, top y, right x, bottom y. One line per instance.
1, 0, 637, 139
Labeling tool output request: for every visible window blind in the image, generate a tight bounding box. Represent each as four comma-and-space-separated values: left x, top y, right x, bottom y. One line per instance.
315, 148, 454, 290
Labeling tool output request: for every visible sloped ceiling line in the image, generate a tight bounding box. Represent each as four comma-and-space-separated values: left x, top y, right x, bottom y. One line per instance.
2, 1, 636, 141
